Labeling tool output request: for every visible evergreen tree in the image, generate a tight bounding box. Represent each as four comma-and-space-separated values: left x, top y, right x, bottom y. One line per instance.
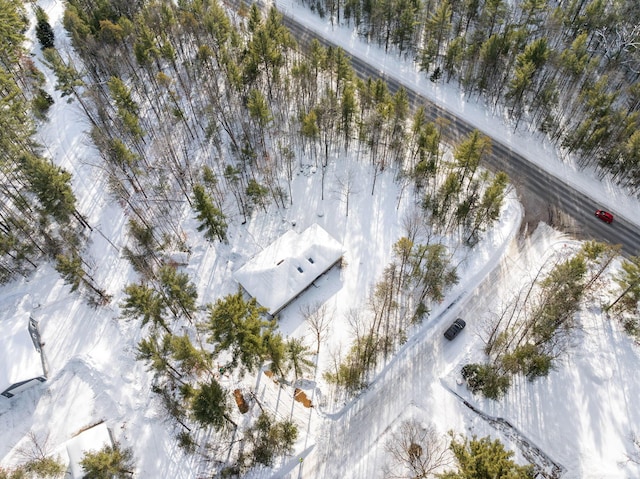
192, 184, 227, 242
424, 0, 452, 70
246, 179, 270, 211
41, 48, 86, 102
444, 36, 465, 81
341, 83, 357, 150
79, 444, 135, 479
247, 89, 272, 129
440, 434, 534, 478
240, 412, 298, 469
0, 466, 26, 478
610, 256, 640, 314
35, 6, 55, 49
191, 378, 230, 430
107, 77, 139, 116
284, 337, 315, 382
467, 171, 509, 245
23, 456, 66, 478
206, 291, 277, 372
55, 252, 108, 303
168, 334, 210, 376
20, 154, 77, 224
454, 130, 491, 187
410, 243, 458, 304
136, 334, 181, 380
121, 282, 168, 332
158, 265, 198, 321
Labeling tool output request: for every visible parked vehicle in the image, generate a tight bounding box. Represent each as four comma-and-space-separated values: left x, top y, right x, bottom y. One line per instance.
444, 318, 466, 340
595, 210, 614, 224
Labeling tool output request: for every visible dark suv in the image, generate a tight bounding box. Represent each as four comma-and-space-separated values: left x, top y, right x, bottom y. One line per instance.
444, 318, 466, 340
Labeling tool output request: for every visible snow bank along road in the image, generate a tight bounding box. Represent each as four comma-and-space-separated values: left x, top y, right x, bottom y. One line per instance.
254, 1, 640, 256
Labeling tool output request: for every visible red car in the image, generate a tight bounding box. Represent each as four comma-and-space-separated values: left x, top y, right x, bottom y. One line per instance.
595, 209, 614, 224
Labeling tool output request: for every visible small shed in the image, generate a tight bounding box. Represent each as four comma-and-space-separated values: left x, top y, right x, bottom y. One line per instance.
233, 224, 343, 315
0, 315, 47, 399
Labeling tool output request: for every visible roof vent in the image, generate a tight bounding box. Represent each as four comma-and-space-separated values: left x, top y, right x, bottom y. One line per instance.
297, 266, 303, 273
307, 257, 314, 264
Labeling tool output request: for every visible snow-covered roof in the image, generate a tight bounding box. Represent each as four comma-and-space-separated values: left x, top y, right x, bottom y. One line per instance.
233, 224, 343, 314
65, 422, 113, 479
0, 314, 45, 397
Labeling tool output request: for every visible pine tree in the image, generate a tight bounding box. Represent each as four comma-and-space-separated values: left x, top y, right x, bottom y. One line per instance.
284, 338, 315, 382
55, 253, 109, 303
425, 0, 452, 68
192, 184, 227, 242
41, 48, 85, 101
121, 283, 169, 332
136, 334, 182, 380
610, 256, 640, 313
23, 456, 66, 478
441, 434, 534, 478
240, 412, 298, 469
205, 292, 276, 372
79, 444, 135, 479
34, 6, 55, 49
20, 154, 77, 224
107, 77, 139, 115
246, 179, 270, 212
454, 130, 491, 187
168, 334, 210, 376
443, 36, 465, 81
158, 265, 198, 321
341, 83, 357, 151
467, 171, 509, 244
247, 89, 272, 129
410, 243, 458, 304
191, 378, 230, 430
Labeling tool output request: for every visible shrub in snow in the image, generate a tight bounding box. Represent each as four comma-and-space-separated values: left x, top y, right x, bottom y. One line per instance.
461, 363, 511, 400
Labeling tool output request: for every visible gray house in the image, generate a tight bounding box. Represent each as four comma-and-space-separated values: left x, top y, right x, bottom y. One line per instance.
1, 315, 47, 398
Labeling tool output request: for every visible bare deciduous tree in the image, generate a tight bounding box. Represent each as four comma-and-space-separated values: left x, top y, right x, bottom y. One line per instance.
301, 301, 334, 355
384, 420, 450, 479
18, 432, 55, 462
16, 431, 66, 478
333, 168, 359, 217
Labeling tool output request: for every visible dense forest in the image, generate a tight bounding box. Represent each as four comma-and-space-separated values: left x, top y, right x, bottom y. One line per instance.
2, 0, 509, 289
3, 0, 639, 287
0, 0, 94, 288
305, 0, 640, 191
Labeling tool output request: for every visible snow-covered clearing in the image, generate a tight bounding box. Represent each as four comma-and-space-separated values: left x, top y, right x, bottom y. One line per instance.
1, 1, 640, 478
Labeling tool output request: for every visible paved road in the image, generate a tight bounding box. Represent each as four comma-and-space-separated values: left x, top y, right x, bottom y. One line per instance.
276, 12, 640, 256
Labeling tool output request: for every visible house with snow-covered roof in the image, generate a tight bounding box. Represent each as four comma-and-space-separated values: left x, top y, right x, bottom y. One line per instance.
233, 224, 343, 315
0, 314, 47, 399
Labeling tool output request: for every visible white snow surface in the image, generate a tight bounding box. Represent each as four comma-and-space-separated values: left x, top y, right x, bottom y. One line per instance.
233, 223, 343, 315
1, 1, 639, 478
0, 312, 44, 396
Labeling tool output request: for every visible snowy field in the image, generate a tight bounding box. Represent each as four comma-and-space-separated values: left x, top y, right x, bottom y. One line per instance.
1, 1, 640, 478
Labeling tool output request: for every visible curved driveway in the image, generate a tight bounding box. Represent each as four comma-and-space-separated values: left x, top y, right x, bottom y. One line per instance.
277, 12, 640, 256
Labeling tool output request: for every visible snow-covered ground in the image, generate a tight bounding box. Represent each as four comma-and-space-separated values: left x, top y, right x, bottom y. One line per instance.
1, 1, 640, 478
